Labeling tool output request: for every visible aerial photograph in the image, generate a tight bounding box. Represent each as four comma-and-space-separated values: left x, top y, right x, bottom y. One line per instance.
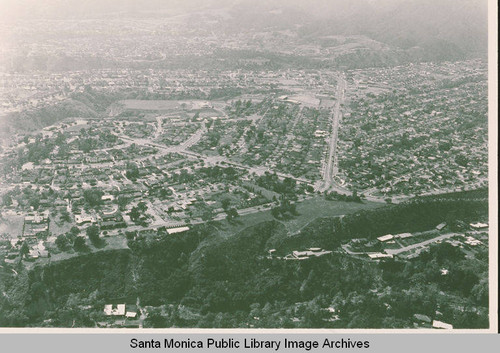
0, 0, 492, 329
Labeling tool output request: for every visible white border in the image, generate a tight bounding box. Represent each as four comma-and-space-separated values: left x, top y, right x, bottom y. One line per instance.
486, 0, 498, 334
0, 0, 497, 334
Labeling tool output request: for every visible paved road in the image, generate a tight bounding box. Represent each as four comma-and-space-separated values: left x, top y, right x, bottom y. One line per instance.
322, 76, 345, 187
342, 232, 459, 256
317, 75, 349, 196
154, 116, 163, 139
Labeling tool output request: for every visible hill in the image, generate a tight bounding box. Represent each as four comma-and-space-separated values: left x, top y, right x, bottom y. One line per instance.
0, 194, 488, 328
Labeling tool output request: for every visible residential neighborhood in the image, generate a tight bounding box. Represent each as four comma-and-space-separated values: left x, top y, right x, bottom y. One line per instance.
0, 0, 491, 332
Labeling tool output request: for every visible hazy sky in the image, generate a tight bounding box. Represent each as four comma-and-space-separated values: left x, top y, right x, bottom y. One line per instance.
0, 0, 489, 57
0, 0, 489, 21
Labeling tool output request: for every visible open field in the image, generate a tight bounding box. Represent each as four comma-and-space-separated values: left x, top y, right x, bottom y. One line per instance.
25, 234, 129, 270
288, 94, 320, 106
119, 99, 227, 112
282, 197, 384, 234
217, 196, 384, 237
120, 100, 183, 110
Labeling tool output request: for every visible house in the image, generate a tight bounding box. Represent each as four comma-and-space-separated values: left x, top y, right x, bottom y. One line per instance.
28, 241, 48, 258
104, 304, 126, 316
377, 234, 394, 242
464, 236, 482, 246
167, 226, 190, 235
75, 214, 97, 224
101, 194, 115, 202
99, 212, 126, 230
432, 320, 453, 330
368, 253, 393, 259
24, 211, 49, 224
436, 223, 447, 231
396, 232, 413, 239
291, 251, 311, 260
470, 222, 488, 229
39, 199, 51, 209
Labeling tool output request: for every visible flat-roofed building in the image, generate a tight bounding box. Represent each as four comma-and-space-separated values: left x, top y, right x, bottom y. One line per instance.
396, 232, 413, 239
368, 253, 394, 259
470, 222, 488, 229
377, 234, 394, 242
167, 226, 190, 235
104, 304, 126, 316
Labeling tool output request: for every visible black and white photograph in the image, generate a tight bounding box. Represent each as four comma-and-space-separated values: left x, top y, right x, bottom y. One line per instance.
0, 0, 496, 331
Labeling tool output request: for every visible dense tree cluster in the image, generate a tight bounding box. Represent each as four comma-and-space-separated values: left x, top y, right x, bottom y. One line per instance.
83, 188, 104, 208
169, 166, 239, 184
256, 173, 298, 196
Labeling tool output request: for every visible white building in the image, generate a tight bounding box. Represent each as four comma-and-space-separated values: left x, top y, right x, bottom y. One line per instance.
432, 320, 453, 330
167, 226, 190, 235
377, 234, 394, 242
104, 304, 126, 316
368, 253, 394, 259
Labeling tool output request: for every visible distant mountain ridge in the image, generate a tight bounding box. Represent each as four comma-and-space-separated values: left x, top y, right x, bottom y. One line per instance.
2, 0, 488, 58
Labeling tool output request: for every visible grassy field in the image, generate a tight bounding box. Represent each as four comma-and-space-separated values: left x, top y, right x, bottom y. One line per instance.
215, 207, 275, 238
25, 234, 129, 271
216, 196, 385, 237
283, 197, 384, 234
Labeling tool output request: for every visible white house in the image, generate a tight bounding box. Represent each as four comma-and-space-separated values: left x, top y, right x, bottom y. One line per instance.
377, 234, 394, 242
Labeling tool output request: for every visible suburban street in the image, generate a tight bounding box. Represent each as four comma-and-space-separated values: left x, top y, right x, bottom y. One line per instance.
385, 233, 459, 255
